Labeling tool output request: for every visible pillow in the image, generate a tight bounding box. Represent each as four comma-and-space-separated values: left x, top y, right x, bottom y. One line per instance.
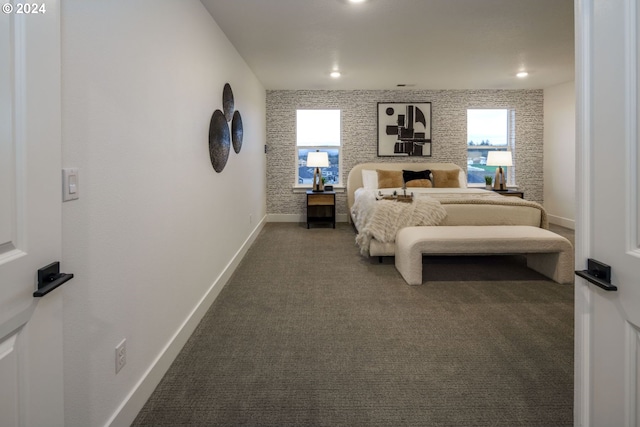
361, 169, 378, 190
406, 179, 433, 188
432, 169, 461, 188
457, 170, 467, 187
402, 169, 432, 185
376, 169, 403, 188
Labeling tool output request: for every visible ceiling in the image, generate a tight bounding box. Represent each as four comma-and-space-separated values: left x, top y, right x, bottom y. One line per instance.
201, 0, 575, 91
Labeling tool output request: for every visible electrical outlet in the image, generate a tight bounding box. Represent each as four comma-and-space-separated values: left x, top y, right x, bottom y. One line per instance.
115, 339, 126, 374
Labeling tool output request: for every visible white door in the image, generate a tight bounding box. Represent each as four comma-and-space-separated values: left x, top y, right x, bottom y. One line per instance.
575, 0, 640, 426
0, 1, 64, 426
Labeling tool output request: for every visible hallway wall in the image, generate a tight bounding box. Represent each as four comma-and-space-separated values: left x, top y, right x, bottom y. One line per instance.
61, 1, 266, 425
543, 81, 576, 228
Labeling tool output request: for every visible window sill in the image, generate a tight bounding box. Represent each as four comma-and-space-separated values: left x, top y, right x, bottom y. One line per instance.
468, 184, 518, 190
292, 185, 345, 194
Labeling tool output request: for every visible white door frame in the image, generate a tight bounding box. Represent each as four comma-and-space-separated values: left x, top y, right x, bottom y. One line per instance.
574, 0, 592, 424
575, 0, 640, 425
0, 1, 64, 426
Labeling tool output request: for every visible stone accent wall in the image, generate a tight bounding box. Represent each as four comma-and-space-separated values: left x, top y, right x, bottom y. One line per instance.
267, 89, 543, 217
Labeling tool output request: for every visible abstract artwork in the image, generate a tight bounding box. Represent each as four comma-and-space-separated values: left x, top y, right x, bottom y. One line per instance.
377, 102, 432, 157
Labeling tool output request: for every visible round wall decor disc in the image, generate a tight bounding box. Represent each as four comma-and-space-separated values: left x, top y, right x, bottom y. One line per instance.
222, 83, 234, 122
232, 110, 243, 153
209, 109, 230, 173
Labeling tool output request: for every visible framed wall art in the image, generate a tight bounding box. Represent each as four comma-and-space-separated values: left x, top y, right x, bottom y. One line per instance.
377, 102, 432, 157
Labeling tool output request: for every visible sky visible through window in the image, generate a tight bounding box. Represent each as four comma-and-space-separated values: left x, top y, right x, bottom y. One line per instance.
467, 109, 509, 184
296, 110, 341, 185
296, 110, 340, 146
467, 109, 507, 146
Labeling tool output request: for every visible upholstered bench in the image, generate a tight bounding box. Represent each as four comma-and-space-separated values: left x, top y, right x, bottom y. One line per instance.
395, 225, 574, 285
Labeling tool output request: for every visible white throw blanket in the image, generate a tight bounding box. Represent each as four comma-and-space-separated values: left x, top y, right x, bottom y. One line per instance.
354, 196, 447, 254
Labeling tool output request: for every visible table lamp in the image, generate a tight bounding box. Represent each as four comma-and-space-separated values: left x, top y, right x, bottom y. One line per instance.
486, 151, 512, 191
306, 150, 329, 192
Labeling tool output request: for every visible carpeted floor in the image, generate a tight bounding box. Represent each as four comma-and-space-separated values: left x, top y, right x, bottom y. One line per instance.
132, 222, 574, 427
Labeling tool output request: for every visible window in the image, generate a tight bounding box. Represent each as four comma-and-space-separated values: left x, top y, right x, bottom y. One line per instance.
296, 110, 341, 186
466, 109, 514, 185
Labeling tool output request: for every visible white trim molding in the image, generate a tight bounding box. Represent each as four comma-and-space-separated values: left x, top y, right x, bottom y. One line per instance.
547, 214, 575, 230
626, 0, 640, 256
267, 213, 350, 223
574, 0, 594, 425
107, 217, 267, 427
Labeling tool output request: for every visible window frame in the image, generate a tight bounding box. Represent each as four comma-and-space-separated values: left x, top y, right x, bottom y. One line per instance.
295, 109, 342, 188
466, 108, 515, 187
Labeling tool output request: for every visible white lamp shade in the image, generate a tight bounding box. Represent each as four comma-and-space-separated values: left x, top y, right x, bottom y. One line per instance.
306, 151, 329, 168
486, 151, 513, 167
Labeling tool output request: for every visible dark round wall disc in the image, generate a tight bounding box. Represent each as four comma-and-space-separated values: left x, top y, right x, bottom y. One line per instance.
232, 110, 243, 153
222, 83, 234, 122
209, 109, 230, 173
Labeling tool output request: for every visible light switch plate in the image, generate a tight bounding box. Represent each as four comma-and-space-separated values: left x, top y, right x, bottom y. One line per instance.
62, 168, 79, 202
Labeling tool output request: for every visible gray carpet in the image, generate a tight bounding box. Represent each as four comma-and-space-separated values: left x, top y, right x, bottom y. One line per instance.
133, 223, 574, 427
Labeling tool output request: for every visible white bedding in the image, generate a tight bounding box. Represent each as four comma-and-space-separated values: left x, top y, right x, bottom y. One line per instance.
351, 187, 488, 234
346, 162, 547, 257
351, 187, 547, 256
352, 190, 448, 254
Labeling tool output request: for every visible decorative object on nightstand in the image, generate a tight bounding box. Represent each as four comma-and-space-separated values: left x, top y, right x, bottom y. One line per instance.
307, 150, 329, 192
306, 190, 335, 228
487, 151, 512, 191
484, 175, 493, 190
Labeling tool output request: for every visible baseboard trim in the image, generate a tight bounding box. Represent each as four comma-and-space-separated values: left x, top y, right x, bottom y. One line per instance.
267, 213, 349, 223
106, 217, 267, 427
267, 213, 304, 222
547, 214, 575, 230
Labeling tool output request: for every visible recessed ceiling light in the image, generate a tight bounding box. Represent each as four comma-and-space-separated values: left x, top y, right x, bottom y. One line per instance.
349, 0, 367, 3
516, 71, 529, 78
330, 71, 341, 78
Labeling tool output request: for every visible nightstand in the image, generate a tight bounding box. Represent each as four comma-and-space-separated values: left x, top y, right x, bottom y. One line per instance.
306, 190, 335, 229
493, 189, 524, 199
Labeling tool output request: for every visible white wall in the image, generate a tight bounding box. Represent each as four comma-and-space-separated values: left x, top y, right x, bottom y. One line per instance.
60, 1, 266, 426
543, 81, 576, 229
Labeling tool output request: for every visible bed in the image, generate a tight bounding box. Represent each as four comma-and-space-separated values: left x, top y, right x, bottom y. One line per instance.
347, 162, 548, 257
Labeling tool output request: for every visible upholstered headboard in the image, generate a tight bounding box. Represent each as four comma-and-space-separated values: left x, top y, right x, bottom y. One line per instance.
346, 162, 466, 212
